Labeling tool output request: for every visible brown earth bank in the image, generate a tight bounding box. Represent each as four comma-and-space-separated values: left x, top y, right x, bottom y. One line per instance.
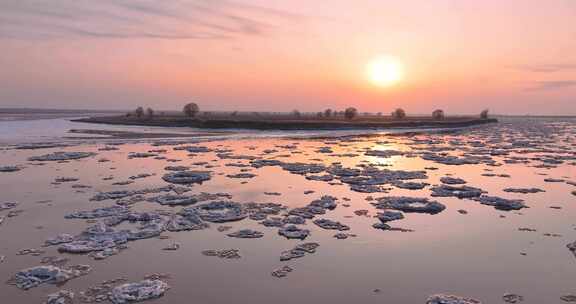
65, 129, 234, 139
73, 115, 498, 130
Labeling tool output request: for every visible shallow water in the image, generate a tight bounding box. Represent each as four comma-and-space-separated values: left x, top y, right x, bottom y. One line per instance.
0, 117, 575, 303
0, 112, 477, 145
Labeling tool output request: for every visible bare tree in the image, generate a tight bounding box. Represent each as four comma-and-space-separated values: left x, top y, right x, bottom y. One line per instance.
432, 109, 445, 120
344, 107, 358, 120
146, 108, 154, 119
391, 108, 406, 119
135, 106, 144, 119
324, 109, 332, 117
480, 109, 489, 119
183, 102, 199, 118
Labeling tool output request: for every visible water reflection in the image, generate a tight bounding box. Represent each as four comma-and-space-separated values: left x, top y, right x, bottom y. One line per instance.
0, 118, 575, 303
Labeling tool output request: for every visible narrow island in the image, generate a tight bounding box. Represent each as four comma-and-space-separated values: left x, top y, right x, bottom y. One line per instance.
74, 103, 497, 130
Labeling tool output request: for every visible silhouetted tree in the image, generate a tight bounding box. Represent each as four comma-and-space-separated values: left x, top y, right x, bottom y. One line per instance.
135, 106, 144, 119
432, 109, 445, 120
183, 103, 199, 118
324, 109, 332, 117
391, 108, 406, 119
231, 111, 238, 117
344, 107, 358, 120
480, 109, 489, 119
292, 110, 301, 118
146, 108, 154, 119
316, 112, 323, 118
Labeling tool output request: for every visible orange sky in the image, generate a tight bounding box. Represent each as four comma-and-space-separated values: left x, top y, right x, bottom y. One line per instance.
0, 0, 575, 114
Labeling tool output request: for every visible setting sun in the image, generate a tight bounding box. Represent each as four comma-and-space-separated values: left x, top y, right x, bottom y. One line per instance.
367, 55, 404, 87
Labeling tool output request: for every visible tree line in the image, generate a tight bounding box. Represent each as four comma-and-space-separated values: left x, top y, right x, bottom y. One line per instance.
127, 102, 490, 120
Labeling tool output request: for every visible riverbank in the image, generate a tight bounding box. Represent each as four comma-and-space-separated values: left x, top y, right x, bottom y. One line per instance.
73, 115, 498, 130
66, 129, 234, 140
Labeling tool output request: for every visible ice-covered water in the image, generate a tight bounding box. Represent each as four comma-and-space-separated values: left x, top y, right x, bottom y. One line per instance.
0, 116, 575, 304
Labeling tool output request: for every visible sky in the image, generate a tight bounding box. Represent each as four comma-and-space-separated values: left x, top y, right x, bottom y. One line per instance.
0, 0, 575, 115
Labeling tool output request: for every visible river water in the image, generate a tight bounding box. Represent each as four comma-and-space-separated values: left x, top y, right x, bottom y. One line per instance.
0, 115, 575, 304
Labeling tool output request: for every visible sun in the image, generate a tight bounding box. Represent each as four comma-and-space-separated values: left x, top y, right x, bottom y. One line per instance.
367, 55, 404, 87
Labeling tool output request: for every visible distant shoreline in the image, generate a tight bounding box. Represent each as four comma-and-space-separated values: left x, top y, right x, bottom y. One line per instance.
73, 115, 498, 130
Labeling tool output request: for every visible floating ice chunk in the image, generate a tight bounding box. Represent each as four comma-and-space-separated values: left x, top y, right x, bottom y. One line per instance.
58, 223, 130, 253
279, 225, 310, 240
280, 242, 320, 261
502, 293, 524, 303
426, 294, 482, 304
154, 195, 198, 206
373, 197, 446, 214
306, 174, 334, 182
472, 196, 527, 211
271, 265, 293, 278
0, 202, 18, 211
202, 249, 241, 259
194, 201, 247, 223
45, 234, 75, 246
162, 243, 180, 251
440, 177, 467, 185
283, 215, 306, 225
227, 229, 264, 238
90, 190, 134, 201
313, 219, 349, 231
128, 152, 158, 159
365, 149, 405, 158
28, 152, 96, 162
166, 214, 208, 232
309, 196, 338, 210
377, 210, 404, 223
162, 171, 211, 185
503, 187, 545, 194
9, 265, 91, 290
430, 185, 484, 199
109, 279, 169, 304
260, 217, 284, 227
561, 294, 576, 302
393, 181, 429, 190
0, 165, 22, 172
45, 289, 74, 304
65, 206, 129, 219
226, 173, 256, 179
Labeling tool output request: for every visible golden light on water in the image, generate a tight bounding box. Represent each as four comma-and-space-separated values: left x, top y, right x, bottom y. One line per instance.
367, 55, 404, 87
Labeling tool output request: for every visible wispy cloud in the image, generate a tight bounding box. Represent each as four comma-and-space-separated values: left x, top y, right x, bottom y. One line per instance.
526, 80, 576, 91
0, 0, 302, 40
516, 63, 576, 73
